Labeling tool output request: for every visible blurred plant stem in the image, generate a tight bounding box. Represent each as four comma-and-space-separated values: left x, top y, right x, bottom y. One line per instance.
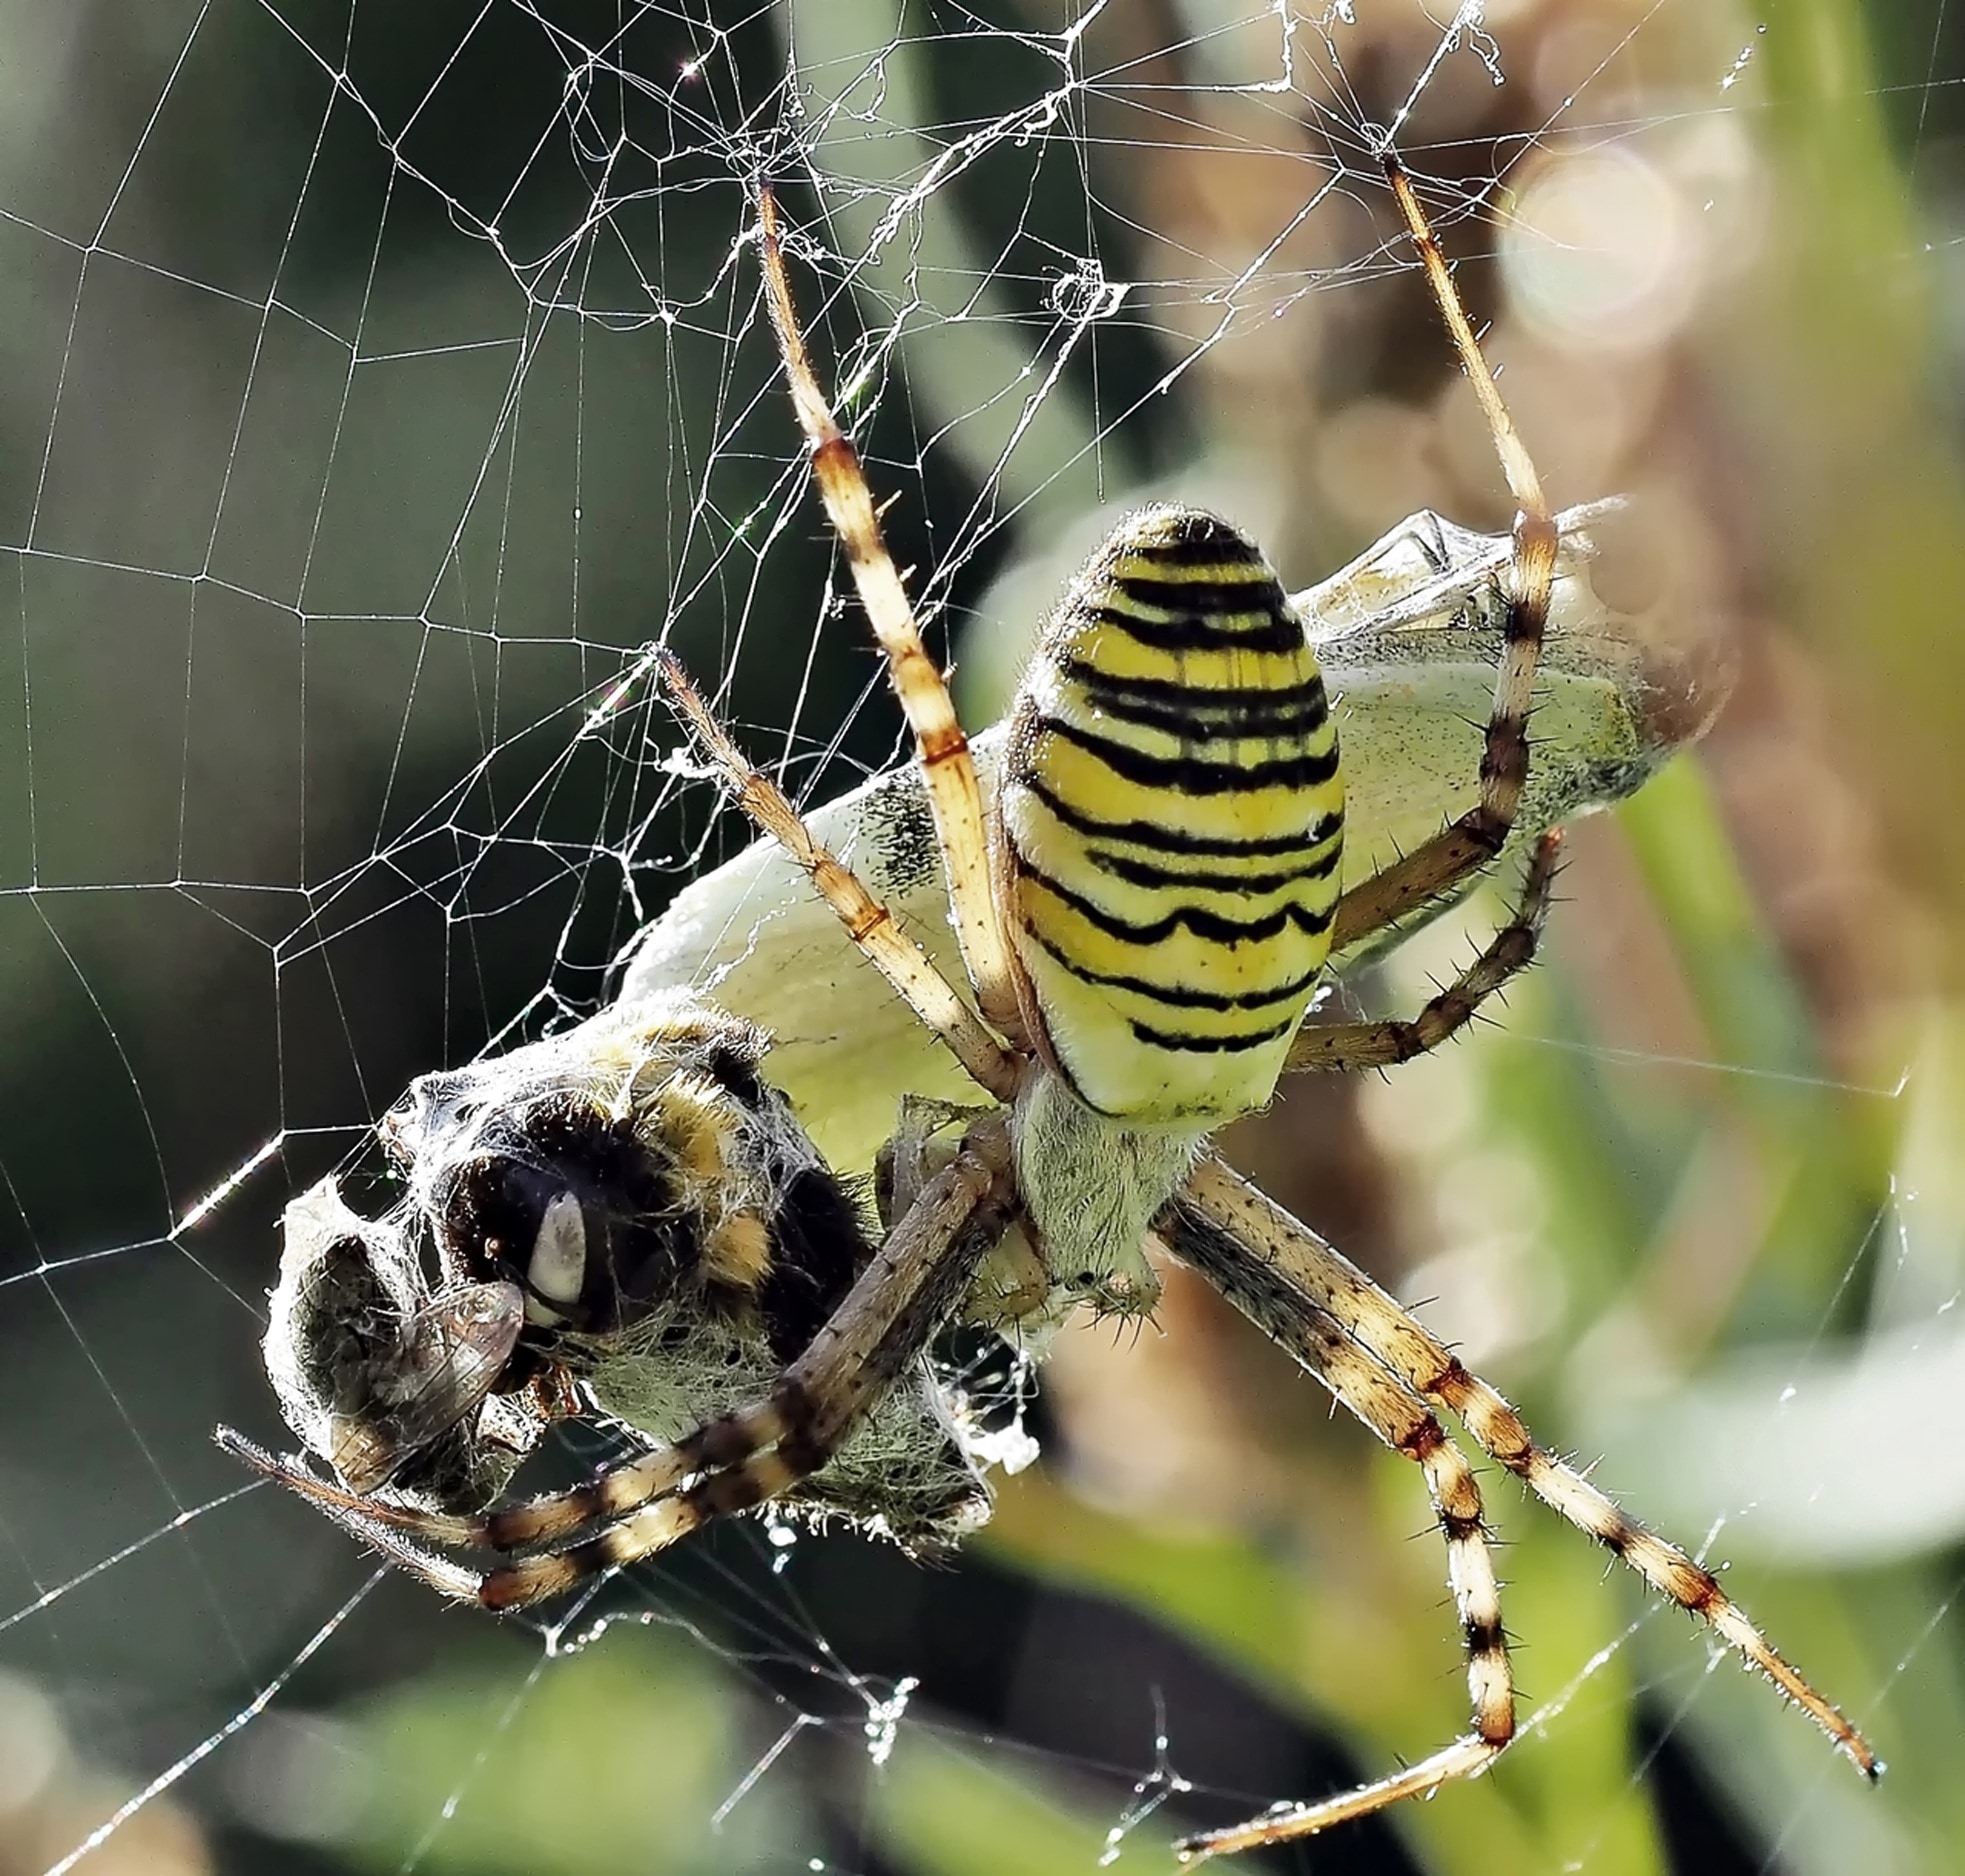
1758, 1, 1965, 969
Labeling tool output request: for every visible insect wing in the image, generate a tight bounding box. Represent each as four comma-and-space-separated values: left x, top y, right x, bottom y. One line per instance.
1302, 501, 1729, 918
327, 1280, 526, 1493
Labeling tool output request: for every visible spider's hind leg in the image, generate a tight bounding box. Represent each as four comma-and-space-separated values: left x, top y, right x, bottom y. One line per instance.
753, 187, 1026, 1049
1160, 1191, 1513, 1859
1167, 1154, 1880, 1851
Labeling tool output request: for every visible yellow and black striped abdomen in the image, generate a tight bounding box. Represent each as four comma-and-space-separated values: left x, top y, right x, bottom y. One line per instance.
999, 506, 1342, 1124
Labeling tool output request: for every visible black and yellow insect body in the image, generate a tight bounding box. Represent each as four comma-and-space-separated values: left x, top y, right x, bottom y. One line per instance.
228, 994, 994, 1575
1000, 506, 1343, 1125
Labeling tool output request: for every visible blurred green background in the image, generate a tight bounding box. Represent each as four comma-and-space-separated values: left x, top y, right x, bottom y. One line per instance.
1, 3, 1962, 1873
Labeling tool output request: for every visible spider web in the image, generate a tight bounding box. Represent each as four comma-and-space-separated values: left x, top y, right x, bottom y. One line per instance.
2, 2, 1962, 1872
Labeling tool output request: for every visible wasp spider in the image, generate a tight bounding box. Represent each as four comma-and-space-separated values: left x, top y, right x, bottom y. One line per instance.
222, 152, 1877, 1856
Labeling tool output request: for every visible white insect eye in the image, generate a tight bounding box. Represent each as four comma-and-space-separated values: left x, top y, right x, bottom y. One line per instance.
525, 1191, 588, 1325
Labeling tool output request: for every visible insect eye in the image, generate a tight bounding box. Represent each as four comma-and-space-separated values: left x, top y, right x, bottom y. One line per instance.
523, 1191, 588, 1326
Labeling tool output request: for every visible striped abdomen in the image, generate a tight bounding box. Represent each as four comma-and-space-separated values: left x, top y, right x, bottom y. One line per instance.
998, 506, 1341, 1125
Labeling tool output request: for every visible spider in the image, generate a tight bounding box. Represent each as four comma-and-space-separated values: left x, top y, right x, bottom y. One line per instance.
221, 150, 1877, 1856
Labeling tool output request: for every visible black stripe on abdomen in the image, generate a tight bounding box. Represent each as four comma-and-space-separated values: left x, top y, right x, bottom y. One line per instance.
1019, 858, 1335, 947
1016, 771, 1344, 861
1035, 714, 1341, 795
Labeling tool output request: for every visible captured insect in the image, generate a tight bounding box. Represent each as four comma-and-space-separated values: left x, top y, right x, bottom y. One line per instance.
626, 491, 1724, 1181
223, 994, 1001, 1553
219, 148, 1875, 1857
